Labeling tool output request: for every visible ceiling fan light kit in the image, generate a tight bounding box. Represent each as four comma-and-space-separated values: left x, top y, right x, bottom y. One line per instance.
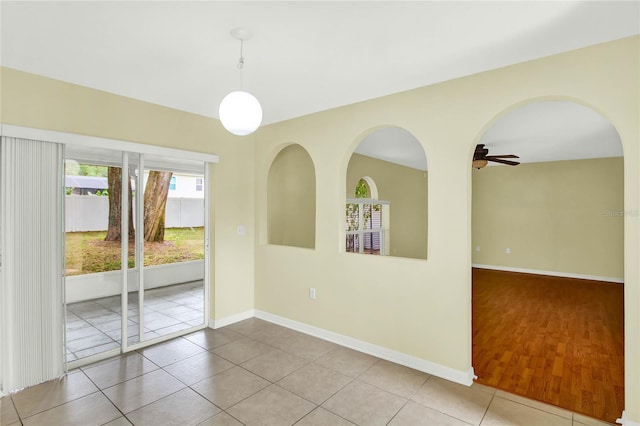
472, 159, 488, 169
473, 144, 520, 169
219, 28, 263, 136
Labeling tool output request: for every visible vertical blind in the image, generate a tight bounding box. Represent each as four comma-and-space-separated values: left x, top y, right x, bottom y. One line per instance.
0, 137, 65, 393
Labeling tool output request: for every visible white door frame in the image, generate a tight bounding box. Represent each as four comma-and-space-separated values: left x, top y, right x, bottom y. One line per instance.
1, 124, 217, 368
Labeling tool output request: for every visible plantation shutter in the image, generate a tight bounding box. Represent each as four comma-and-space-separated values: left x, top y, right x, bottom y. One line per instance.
345, 199, 388, 255
371, 206, 382, 252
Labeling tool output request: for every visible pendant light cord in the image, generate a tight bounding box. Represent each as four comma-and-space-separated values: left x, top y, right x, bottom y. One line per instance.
237, 39, 245, 90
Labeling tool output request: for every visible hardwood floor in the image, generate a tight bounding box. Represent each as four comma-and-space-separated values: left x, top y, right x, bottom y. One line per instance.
472, 268, 624, 423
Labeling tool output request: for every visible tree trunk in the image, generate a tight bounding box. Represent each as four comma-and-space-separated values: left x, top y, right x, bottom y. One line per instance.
105, 167, 134, 241
143, 171, 173, 242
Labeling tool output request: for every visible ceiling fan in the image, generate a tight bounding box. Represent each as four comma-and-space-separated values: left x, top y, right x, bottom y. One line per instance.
473, 144, 520, 169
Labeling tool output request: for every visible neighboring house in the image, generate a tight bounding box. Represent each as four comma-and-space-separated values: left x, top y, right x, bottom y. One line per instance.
166, 174, 205, 199
64, 173, 204, 198
64, 175, 108, 195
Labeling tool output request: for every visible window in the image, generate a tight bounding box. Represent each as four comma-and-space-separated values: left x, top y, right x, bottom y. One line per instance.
196, 177, 203, 192
169, 176, 176, 190
346, 178, 389, 255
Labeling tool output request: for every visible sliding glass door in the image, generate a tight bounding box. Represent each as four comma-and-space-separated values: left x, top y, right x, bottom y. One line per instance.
64, 147, 208, 366
138, 158, 206, 342
64, 158, 126, 362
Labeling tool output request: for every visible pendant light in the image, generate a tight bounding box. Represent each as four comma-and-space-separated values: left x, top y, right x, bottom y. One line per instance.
219, 28, 263, 136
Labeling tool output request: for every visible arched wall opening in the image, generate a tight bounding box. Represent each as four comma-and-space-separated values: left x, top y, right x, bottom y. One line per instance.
470, 99, 624, 423
267, 143, 316, 249
346, 126, 428, 259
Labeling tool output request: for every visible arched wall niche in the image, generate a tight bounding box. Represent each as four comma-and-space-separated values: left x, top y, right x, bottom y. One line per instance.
267, 143, 316, 249
346, 126, 428, 259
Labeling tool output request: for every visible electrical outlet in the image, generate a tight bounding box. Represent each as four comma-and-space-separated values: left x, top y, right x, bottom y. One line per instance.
475, 246, 480, 252
309, 288, 316, 300
506, 247, 511, 254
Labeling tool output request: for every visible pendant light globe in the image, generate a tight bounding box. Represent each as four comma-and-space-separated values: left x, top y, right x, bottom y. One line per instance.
219, 90, 262, 136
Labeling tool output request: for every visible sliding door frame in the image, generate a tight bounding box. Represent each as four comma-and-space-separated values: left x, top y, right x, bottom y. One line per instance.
1, 124, 217, 368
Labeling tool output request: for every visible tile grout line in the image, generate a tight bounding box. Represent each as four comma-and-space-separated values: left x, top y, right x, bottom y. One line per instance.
221, 325, 420, 425
86, 352, 164, 424
478, 391, 496, 425
491, 391, 580, 422
91, 376, 130, 425
10, 371, 106, 423
404, 375, 478, 426
178, 331, 345, 425
100, 335, 345, 425
382, 372, 434, 426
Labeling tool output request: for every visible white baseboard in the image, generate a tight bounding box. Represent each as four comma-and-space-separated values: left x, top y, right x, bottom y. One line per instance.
617, 411, 640, 426
209, 309, 255, 329
254, 310, 474, 386
472, 264, 623, 284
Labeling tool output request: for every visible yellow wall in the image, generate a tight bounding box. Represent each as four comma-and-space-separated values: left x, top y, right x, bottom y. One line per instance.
268, 144, 316, 249
472, 157, 624, 279
347, 153, 427, 259
0, 66, 256, 320
254, 36, 639, 421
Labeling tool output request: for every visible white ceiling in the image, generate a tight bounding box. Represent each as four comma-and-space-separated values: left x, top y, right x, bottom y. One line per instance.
1, 1, 637, 165
478, 101, 623, 165
355, 100, 623, 170
355, 127, 428, 171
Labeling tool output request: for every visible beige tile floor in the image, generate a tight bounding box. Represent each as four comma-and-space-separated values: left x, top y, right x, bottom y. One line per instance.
1, 318, 615, 426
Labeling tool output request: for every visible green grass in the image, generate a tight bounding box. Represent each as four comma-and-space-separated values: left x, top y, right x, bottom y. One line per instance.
65, 227, 204, 276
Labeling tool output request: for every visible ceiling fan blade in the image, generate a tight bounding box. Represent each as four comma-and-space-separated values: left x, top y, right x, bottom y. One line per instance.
487, 157, 520, 166
486, 154, 519, 159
